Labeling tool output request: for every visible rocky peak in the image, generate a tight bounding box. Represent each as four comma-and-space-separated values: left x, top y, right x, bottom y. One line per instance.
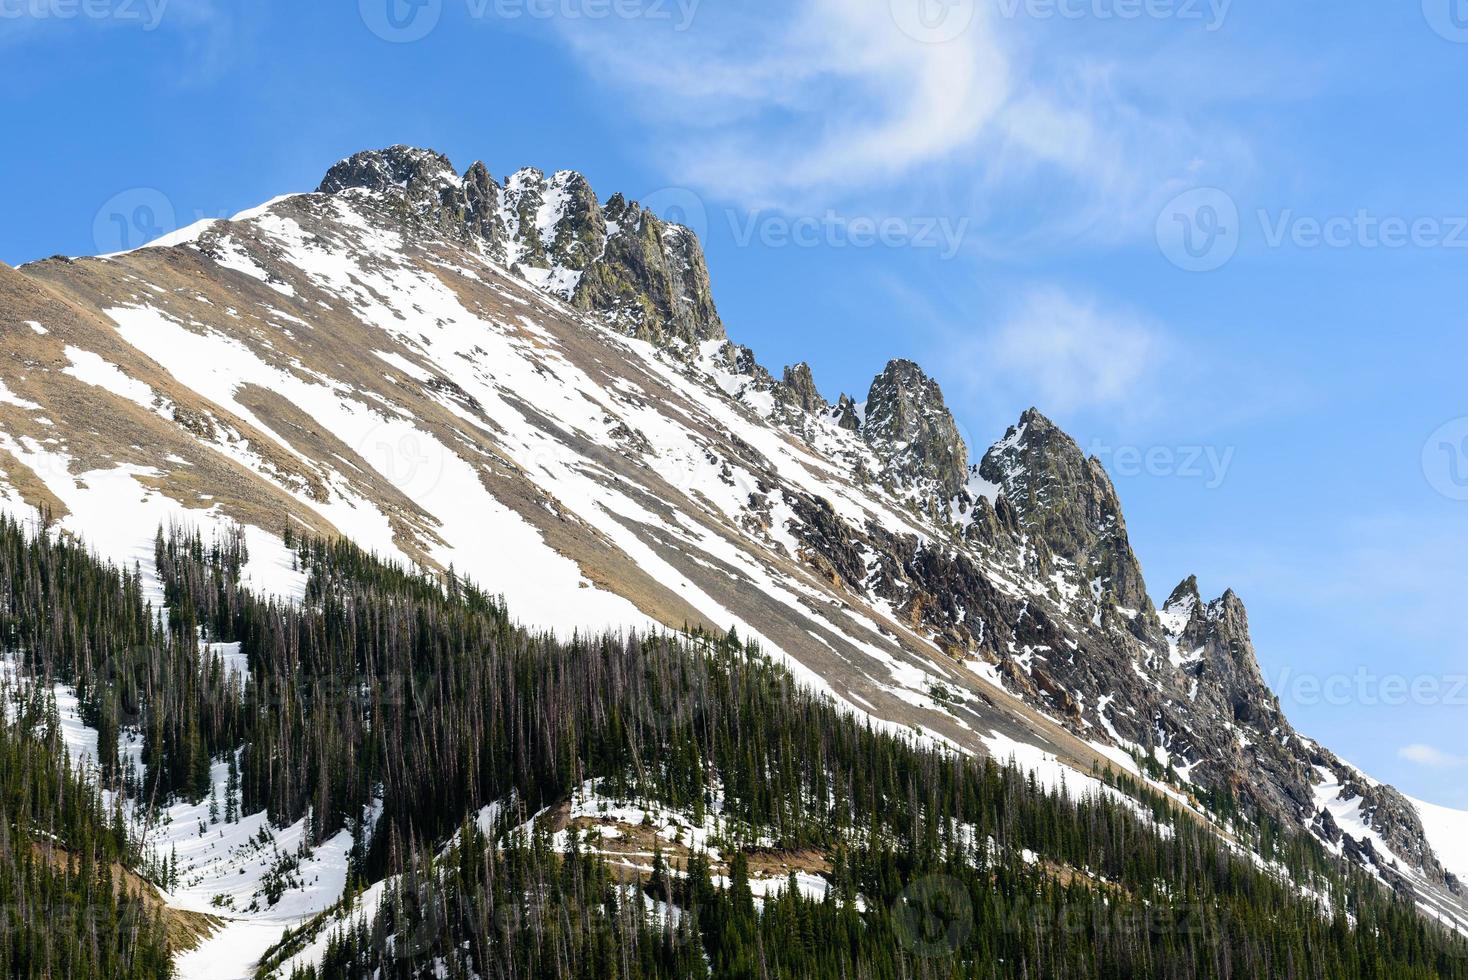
319, 145, 491, 248
495, 168, 609, 273
603, 192, 632, 225
501, 167, 552, 268
1169, 588, 1453, 889
576, 202, 723, 345
832, 394, 861, 432
776, 363, 828, 415
1202, 590, 1271, 686
1164, 575, 1201, 615
860, 360, 968, 506
316, 146, 723, 345
1176, 587, 1282, 728
708, 341, 775, 388
461, 161, 509, 260
318, 145, 460, 197
544, 171, 606, 272
1161, 575, 1204, 634
979, 408, 1151, 617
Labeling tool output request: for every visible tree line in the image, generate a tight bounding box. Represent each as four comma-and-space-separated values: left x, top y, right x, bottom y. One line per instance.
1, 512, 1465, 978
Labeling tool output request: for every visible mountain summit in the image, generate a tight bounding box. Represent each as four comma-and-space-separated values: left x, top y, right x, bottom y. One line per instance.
861, 358, 969, 507
319, 144, 723, 345
978, 407, 1151, 619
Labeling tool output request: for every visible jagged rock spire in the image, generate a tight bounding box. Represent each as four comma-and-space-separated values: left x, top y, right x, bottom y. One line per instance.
776, 363, 828, 414
1164, 574, 1202, 612
319, 145, 501, 252
574, 195, 723, 346
860, 359, 968, 504
462, 161, 509, 257
318, 145, 458, 196
979, 408, 1151, 617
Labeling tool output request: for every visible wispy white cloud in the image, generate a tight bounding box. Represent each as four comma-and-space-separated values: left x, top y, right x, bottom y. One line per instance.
551, 0, 1250, 239
556, 0, 1009, 207
1399, 744, 1468, 769
161, 0, 241, 82
988, 288, 1168, 413
931, 287, 1172, 420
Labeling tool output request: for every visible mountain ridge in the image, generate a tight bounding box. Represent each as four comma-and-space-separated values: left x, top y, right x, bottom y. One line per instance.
2, 144, 1465, 955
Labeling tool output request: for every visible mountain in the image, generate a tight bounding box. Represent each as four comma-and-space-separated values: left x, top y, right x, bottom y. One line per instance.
1, 144, 1465, 974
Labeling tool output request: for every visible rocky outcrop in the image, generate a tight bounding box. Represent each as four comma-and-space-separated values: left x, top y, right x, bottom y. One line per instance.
1152, 577, 1454, 889
462, 162, 510, 261
499, 168, 553, 269
317, 146, 724, 345
979, 409, 1152, 621
1153, 581, 1317, 817
573, 194, 723, 345
563, 172, 613, 269
319, 146, 507, 255
776, 363, 828, 415
1178, 586, 1285, 729
708, 341, 776, 390
775, 394, 1457, 897
860, 359, 968, 507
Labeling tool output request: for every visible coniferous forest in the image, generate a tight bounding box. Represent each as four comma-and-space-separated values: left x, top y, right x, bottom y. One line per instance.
1, 511, 1466, 979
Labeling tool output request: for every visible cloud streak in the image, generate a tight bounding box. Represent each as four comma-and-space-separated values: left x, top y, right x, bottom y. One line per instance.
1399, 744, 1467, 769
550, 0, 1250, 240
928, 286, 1173, 421
987, 288, 1169, 414
556, 0, 1008, 205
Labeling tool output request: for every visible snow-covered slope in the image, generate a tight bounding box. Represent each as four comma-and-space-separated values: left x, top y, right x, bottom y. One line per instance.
2, 649, 364, 980
0, 159, 1075, 770
1415, 796, 1468, 885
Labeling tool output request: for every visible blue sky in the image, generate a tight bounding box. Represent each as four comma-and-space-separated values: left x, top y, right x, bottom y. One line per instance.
3, 0, 1466, 805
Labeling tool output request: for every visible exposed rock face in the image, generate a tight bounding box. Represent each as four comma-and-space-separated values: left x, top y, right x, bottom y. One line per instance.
1151, 577, 1453, 891
979, 408, 1152, 620
784, 399, 1461, 900
708, 341, 776, 390
318, 145, 459, 203
499, 168, 554, 269
318, 146, 723, 345
545, 171, 608, 271
1174, 584, 1284, 729
861, 359, 968, 505
574, 194, 722, 345
1157, 581, 1310, 815
462, 162, 510, 260
776, 363, 827, 415
320, 146, 505, 254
